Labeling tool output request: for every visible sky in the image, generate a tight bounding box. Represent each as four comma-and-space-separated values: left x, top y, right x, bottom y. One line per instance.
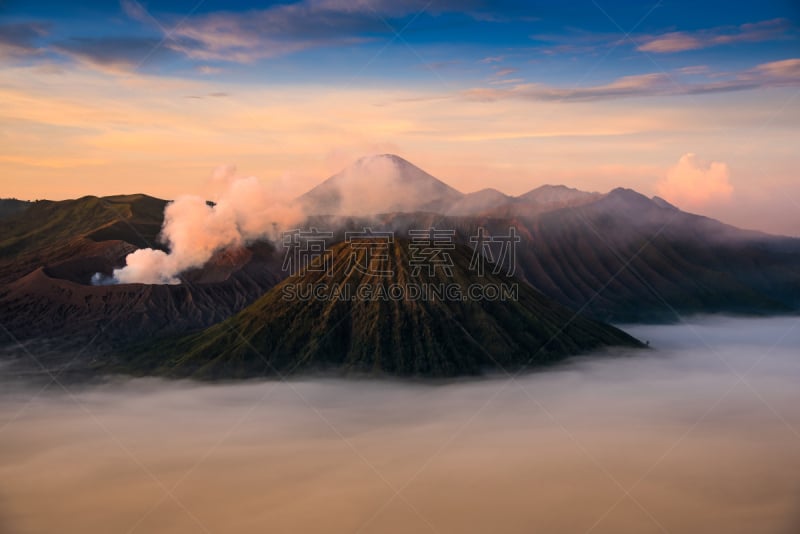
0, 0, 799, 234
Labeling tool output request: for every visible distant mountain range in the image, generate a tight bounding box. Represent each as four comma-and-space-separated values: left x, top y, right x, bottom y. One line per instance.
298, 154, 601, 217
1, 154, 798, 376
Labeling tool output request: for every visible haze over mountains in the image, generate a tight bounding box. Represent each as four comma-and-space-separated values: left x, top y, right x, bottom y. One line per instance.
299, 154, 463, 216
299, 154, 603, 217
1, 154, 799, 377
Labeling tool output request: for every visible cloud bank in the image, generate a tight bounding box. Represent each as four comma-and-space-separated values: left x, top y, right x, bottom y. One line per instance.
1, 317, 799, 533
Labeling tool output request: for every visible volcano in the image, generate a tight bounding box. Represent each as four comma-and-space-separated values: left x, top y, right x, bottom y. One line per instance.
123, 240, 643, 379
298, 154, 464, 215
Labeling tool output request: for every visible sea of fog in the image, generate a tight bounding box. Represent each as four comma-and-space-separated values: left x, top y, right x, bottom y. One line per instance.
1, 316, 799, 533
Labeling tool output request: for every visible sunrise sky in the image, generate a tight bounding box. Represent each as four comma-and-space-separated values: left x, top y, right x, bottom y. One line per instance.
1, 0, 799, 234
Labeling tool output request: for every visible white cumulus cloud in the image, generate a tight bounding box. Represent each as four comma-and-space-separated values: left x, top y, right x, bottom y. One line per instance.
657, 153, 733, 209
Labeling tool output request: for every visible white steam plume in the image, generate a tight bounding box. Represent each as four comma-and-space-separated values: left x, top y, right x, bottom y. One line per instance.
111, 168, 303, 285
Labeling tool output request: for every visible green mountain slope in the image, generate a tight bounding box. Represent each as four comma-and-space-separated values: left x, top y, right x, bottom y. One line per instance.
126, 240, 643, 379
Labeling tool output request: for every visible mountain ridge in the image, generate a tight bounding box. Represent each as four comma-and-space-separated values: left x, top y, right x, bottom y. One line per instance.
2, 156, 799, 351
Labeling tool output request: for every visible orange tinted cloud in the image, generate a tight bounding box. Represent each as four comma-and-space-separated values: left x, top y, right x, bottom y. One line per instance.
657, 153, 733, 208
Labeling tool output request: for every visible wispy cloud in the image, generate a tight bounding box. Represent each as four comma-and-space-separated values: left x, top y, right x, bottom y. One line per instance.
529, 29, 623, 56
52, 36, 178, 72
638, 18, 794, 53
126, 0, 399, 62
196, 65, 222, 75
119, 0, 150, 23
492, 67, 518, 78
461, 59, 800, 102
753, 57, 800, 79
122, 0, 504, 63
183, 92, 229, 100
488, 77, 524, 85
0, 22, 49, 60
676, 65, 710, 75
528, 19, 796, 57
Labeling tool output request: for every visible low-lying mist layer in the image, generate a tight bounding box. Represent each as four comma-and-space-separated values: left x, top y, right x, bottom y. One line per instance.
1, 317, 799, 533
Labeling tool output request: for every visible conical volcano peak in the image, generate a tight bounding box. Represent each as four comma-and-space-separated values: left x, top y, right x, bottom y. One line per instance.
298, 154, 463, 216
353, 153, 410, 166
346, 153, 446, 186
